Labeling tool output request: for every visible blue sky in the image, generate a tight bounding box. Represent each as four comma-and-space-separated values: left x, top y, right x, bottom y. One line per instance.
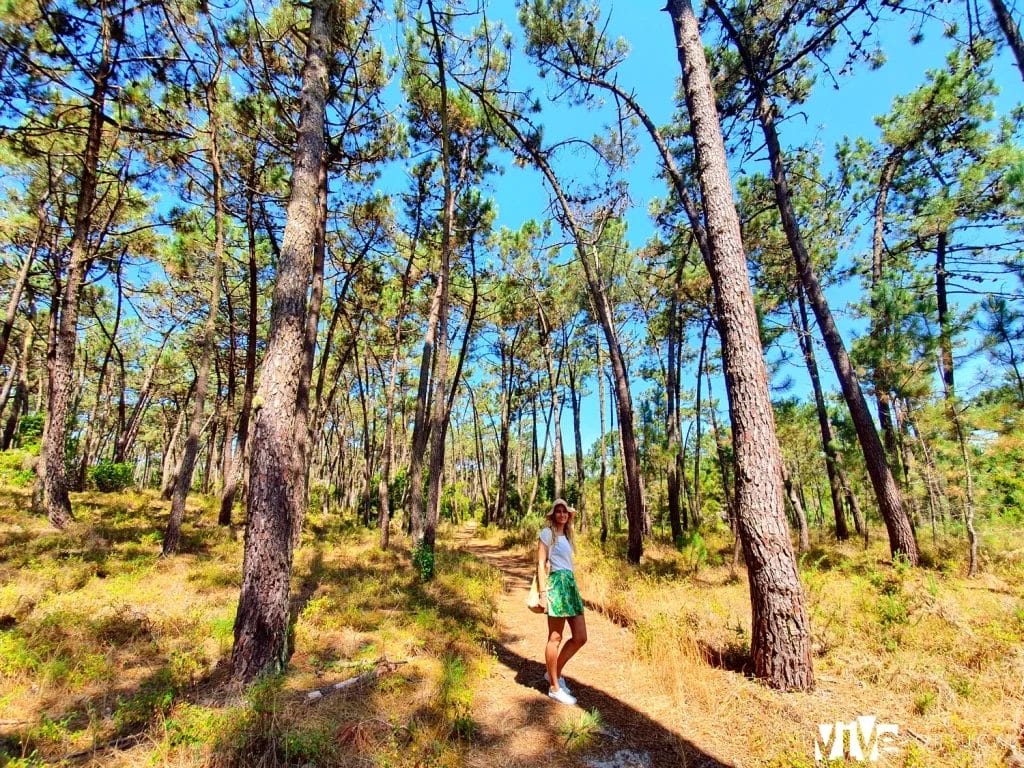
405, 1, 1023, 454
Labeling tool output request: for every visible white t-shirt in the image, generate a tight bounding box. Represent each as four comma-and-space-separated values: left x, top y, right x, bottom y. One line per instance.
539, 527, 574, 573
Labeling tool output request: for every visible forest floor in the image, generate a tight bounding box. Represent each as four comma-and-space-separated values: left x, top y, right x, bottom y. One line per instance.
1, 476, 1023, 767
454, 523, 716, 768
462, 520, 1024, 768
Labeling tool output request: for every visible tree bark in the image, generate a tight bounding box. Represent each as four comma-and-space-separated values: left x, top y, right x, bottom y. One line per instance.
704, 0, 918, 565
991, 0, 1024, 83
567, 355, 586, 528
219, 155, 261, 525
0, 318, 34, 446
793, 288, 849, 540
160, 382, 194, 496
355, 346, 373, 527
493, 327, 519, 527
782, 464, 810, 552
165, 78, 226, 556
667, 0, 814, 690
232, 0, 328, 684
498, 134, 645, 560
596, 339, 608, 544
0, 197, 45, 371
407, 275, 443, 541
377, 220, 420, 548
757, 94, 917, 564
870, 159, 906, 486
705, 367, 741, 570
2, 374, 29, 451
935, 231, 956, 410
467, 384, 492, 523
666, 271, 683, 547
78, 260, 123, 488
40, 16, 112, 529
537, 305, 564, 501
294, 148, 328, 543
691, 318, 710, 526
835, 459, 866, 539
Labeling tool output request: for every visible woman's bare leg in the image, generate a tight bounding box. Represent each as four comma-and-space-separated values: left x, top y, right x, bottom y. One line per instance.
556, 614, 588, 678
545, 616, 566, 690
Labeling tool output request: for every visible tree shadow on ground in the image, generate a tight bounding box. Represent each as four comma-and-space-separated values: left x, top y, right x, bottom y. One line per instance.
462, 535, 736, 767
487, 640, 735, 767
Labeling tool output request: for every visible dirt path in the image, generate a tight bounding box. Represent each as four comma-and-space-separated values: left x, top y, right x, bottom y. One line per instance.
459, 525, 732, 768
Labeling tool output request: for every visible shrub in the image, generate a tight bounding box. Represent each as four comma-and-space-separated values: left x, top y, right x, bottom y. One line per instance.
0, 449, 36, 486
557, 708, 604, 751
679, 529, 709, 573
412, 541, 435, 581
16, 413, 44, 445
88, 461, 134, 492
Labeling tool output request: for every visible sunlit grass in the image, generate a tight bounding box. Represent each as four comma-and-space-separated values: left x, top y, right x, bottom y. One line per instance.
0, 482, 502, 767
559, 521, 1024, 768
557, 707, 604, 751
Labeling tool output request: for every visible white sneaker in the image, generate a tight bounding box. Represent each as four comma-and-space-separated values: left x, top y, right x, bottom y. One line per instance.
548, 687, 577, 706
544, 672, 572, 695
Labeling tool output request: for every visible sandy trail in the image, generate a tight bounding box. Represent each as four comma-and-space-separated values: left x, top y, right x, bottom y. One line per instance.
458, 525, 732, 768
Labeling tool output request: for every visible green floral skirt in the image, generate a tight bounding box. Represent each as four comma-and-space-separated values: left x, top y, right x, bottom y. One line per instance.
547, 570, 584, 618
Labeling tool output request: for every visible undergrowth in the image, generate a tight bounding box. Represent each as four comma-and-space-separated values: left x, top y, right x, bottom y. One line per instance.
545, 522, 1024, 767
0, 484, 502, 767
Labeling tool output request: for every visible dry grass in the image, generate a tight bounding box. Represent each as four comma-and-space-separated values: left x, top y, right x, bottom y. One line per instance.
4, 483, 1023, 768
0, 487, 503, 767
548, 521, 1024, 768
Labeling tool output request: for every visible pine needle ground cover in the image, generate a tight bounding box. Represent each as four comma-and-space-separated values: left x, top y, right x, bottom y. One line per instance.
0, 486, 502, 767
554, 524, 1024, 768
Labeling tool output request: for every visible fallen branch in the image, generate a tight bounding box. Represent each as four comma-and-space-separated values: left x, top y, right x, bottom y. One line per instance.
305, 658, 407, 703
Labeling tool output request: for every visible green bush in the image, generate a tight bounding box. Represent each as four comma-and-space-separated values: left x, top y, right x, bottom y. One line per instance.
0, 449, 35, 487
16, 413, 43, 445
679, 529, 709, 573
89, 461, 134, 492
412, 541, 435, 581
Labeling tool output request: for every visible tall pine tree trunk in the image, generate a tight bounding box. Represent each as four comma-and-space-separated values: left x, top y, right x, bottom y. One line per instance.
754, 91, 918, 565
0, 197, 45, 371
782, 464, 810, 552
991, 0, 1024, 83
596, 340, 608, 544
165, 78, 226, 556
705, 367, 741, 570
467, 384, 492, 524
407, 277, 442, 541
666, 275, 683, 547
232, 0, 328, 683
793, 289, 849, 540
691, 318, 710, 526
219, 157, 261, 525
377, 247, 418, 548
40, 19, 112, 529
502, 141, 645, 560
567, 357, 586, 529
935, 231, 957, 412
0, 316, 34, 431
294, 150, 328, 544
666, 0, 813, 690
538, 314, 564, 501
493, 329, 518, 527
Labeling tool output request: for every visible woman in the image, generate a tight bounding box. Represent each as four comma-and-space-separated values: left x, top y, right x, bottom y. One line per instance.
537, 498, 588, 705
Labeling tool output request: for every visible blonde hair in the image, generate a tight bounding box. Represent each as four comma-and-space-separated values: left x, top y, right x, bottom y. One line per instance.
544, 498, 575, 547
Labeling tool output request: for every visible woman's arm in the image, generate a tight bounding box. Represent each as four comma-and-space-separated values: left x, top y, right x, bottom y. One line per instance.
537, 537, 549, 605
